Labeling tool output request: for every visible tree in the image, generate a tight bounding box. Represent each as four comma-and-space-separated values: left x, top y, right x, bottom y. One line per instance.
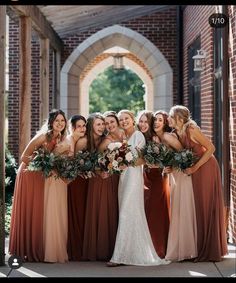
89, 66, 145, 115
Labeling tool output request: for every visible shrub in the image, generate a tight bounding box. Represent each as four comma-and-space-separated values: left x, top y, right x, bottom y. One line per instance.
5, 146, 17, 235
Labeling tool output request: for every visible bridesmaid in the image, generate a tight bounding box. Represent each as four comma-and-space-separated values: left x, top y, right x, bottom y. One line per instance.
137, 110, 170, 259
67, 115, 88, 261
9, 109, 63, 262
82, 113, 113, 261
168, 105, 228, 262
43, 110, 76, 263
153, 110, 197, 261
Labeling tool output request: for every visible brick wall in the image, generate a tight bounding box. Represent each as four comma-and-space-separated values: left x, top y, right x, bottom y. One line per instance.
183, 5, 216, 140
62, 7, 178, 103
228, 5, 236, 243
8, 18, 19, 162
80, 53, 153, 82
183, 5, 236, 244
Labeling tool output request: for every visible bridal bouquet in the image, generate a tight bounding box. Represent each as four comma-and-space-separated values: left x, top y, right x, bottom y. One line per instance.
141, 141, 175, 169
27, 147, 56, 177
74, 150, 98, 179
172, 149, 198, 171
96, 140, 137, 174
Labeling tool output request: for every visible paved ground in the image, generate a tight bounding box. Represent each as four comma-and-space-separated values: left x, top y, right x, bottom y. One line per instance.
0, 239, 235, 278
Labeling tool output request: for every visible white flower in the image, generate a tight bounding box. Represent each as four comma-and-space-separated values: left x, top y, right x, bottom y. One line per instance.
108, 142, 122, 151
112, 160, 119, 169
125, 152, 134, 162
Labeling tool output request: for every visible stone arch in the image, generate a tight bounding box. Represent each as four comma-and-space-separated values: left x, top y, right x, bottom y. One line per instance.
80, 56, 153, 117
60, 25, 173, 117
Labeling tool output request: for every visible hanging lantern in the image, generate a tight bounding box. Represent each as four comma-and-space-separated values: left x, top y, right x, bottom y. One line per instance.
113, 54, 124, 70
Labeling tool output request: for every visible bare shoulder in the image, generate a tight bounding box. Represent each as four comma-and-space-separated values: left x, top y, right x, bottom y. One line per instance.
76, 136, 87, 151
31, 133, 47, 146
163, 132, 178, 143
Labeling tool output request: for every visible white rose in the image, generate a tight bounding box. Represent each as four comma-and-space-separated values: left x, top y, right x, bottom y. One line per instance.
108, 142, 122, 151
112, 160, 119, 168
125, 152, 133, 162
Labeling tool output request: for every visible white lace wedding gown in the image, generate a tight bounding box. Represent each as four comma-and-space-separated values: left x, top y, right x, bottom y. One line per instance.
110, 130, 170, 266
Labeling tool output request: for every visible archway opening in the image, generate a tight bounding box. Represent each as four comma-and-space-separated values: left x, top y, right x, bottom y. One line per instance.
89, 65, 145, 115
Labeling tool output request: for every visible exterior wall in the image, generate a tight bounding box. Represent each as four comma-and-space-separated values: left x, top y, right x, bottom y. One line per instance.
228, 5, 236, 243
8, 19, 19, 161
8, 19, 55, 162
183, 5, 236, 244
61, 7, 178, 103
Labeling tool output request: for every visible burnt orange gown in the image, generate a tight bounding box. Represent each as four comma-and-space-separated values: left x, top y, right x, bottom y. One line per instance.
180, 125, 228, 262
144, 167, 170, 258
67, 176, 89, 261
9, 139, 56, 262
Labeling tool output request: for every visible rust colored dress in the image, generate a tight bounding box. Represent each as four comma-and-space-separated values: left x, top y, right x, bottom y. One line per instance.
67, 176, 89, 261
180, 125, 228, 262
143, 167, 170, 258
9, 139, 56, 262
82, 173, 119, 261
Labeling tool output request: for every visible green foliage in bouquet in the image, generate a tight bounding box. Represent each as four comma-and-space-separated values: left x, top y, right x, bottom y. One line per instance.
141, 141, 175, 168
74, 150, 98, 179
53, 155, 78, 181
173, 149, 198, 171
27, 147, 56, 177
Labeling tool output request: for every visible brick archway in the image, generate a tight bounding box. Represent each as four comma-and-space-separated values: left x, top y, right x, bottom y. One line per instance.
60, 25, 173, 117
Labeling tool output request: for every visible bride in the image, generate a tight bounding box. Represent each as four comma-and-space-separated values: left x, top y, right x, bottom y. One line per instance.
107, 109, 170, 266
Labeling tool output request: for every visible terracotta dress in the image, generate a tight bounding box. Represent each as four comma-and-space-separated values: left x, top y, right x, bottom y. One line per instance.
9, 139, 56, 262
43, 140, 71, 263
82, 173, 119, 261
180, 125, 228, 262
143, 167, 170, 258
165, 171, 198, 261
67, 176, 89, 261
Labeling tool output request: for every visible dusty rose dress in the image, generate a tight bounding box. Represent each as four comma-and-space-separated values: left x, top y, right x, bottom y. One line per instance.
67, 176, 89, 261
82, 173, 119, 261
144, 167, 170, 258
165, 171, 198, 261
9, 139, 56, 262
180, 125, 228, 262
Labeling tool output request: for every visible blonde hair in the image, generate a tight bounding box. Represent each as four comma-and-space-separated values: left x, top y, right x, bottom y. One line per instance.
117, 109, 136, 126
169, 105, 198, 133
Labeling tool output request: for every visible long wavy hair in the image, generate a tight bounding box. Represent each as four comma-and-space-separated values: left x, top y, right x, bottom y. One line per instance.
154, 110, 172, 133
136, 110, 155, 142
37, 109, 67, 141
169, 105, 198, 134
86, 112, 105, 152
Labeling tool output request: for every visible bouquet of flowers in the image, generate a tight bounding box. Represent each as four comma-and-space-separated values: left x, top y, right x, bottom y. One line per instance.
172, 149, 198, 171
96, 140, 137, 174
27, 147, 56, 177
53, 155, 78, 181
141, 141, 175, 169
74, 150, 98, 179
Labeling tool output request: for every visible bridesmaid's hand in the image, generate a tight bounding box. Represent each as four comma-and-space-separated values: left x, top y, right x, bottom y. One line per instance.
100, 171, 110, 179
183, 165, 198, 175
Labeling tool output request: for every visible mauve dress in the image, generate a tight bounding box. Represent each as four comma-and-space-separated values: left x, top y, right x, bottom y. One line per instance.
180, 125, 228, 262
144, 167, 170, 258
9, 139, 56, 262
67, 176, 89, 261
